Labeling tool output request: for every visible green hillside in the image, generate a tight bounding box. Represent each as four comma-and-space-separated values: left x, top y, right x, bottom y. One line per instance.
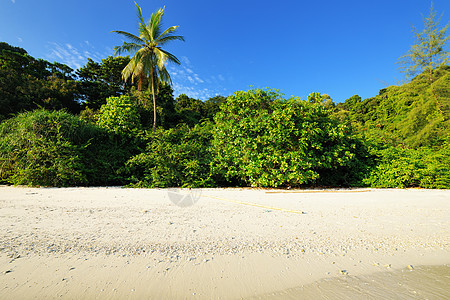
337, 65, 450, 148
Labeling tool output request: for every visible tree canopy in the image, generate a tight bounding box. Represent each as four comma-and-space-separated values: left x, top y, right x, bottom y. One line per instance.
0, 46, 80, 120
76, 56, 132, 110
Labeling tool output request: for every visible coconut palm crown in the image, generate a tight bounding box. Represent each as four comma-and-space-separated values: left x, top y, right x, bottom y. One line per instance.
112, 2, 184, 132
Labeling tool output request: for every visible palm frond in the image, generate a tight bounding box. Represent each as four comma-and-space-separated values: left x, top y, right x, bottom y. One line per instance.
156, 34, 185, 46
141, 52, 161, 92
111, 30, 144, 45
113, 42, 143, 56
122, 58, 137, 82
149, 7, 164, 40
124, 54, 144, 82
113, 3, 183, 97
155, 25, 182, 41
158, 65, 172, 86
157, 48, 181, 65
138, 23, 151, 42
149, 51, 172, 87
122, 47, 149, 82
153, 48, 169, 69
135, 2, 151, 42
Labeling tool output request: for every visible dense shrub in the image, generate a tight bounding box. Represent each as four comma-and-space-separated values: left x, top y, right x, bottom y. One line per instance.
363, 144, 450, 189
96, 95, 141, 135
0, 110, 137, 186
315, 138, 373, 187
125, 122, 214, 187
2, 91, 447, 189
211, 89, 363, 187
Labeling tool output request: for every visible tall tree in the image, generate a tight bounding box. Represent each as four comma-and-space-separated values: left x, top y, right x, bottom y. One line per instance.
0, 43, 80, 120
112, 3, 184, 132
76, 56, 131, 110
398, 3, 449, 83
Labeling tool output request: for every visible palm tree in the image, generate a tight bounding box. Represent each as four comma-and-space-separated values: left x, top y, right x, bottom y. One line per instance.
112, 2, 184, 132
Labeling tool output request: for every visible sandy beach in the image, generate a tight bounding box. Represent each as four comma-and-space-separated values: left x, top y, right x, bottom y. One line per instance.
0, 186, 449, 299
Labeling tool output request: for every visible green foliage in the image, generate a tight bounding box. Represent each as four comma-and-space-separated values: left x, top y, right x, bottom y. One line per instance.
0, 110, 89, 186
76, 56, 132, 110
0, 114, 84, 186
307, 92, 335, 110
128, 84, 178, 129
363, 144, 450, 189
175, 94, 206, 125
336, 66, 450, 148
211, 89, 361, 187
97, 95, 142, 135
204, 95, 227, 119
126, 122, 214, 188
0, 110, 138, 186
0, 42, 27, 55
173, 94, 227, 126
78, 107, 99, 124
2, 18, 449, 191
0, 43, 80, 119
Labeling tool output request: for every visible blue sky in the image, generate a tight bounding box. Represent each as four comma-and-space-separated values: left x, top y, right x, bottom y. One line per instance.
1, 0, 449, 102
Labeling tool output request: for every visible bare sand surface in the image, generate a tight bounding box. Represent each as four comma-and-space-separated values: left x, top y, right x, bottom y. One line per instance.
0, 186, 449, 299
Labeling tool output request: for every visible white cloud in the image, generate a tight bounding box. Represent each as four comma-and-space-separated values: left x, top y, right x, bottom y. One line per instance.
17, 37, 22, 43
167, 56, 229, 100
44, 43, 227, 99
181, 56, 191, 65
11, 0, 15, 3
167, 56, 227, 100
194, 74, 204, 84
173, 83, 220, 100
45, 42, 112, 70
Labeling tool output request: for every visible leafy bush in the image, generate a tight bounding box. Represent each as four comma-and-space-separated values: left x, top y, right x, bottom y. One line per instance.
126, 122, 214, 187
97, 95, 141, 135
0, 110, 137, 186
211, 89, 363, 187
363, 144, 450, 189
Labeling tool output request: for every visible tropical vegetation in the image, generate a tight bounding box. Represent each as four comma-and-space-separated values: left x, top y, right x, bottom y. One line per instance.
112, 3, 184, 132
0, 5, 449, 189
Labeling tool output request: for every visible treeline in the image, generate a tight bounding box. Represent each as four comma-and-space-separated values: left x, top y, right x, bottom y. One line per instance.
333, 66, 450, 188
0, 42, 224, 123
0, 42, 449, 188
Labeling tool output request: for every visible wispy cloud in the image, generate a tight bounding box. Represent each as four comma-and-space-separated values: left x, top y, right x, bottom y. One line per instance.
173, 83, 222, 100
45, 42, 112, 70
11, 0, 15, 3
45, 44, 227, 99
169, 56, 228, 100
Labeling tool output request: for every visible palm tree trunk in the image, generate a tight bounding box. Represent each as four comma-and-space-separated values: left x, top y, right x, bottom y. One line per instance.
138, 75, 142, 91
151, 68, 156, 133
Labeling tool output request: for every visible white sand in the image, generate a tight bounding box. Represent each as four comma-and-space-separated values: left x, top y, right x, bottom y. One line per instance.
0, 186, 449, 299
